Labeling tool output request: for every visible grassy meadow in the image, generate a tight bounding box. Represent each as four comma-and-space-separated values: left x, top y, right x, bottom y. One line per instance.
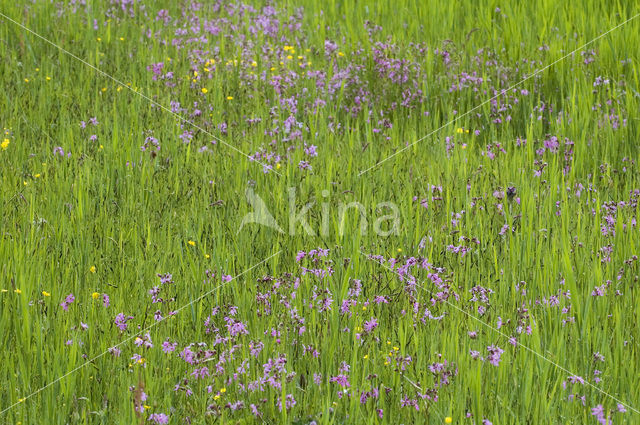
1, 0, 639, 423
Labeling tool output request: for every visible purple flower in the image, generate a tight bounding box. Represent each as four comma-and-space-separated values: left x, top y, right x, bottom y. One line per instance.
591, 405, 610, 425
60, 293, 75, 311
115, 313, 133, 331
486, 345, 504, 366
330, 374, 350, 387
148, 413, 169, 424
363, 317, 378, 333
277, 394, 296, 411
162, 340, 177, 353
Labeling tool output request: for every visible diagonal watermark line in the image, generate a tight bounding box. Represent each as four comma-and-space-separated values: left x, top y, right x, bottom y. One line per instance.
0, 250, 282, 416
359, 250, 640, 414
0, 12, 282, 177
358, 11, 640, 177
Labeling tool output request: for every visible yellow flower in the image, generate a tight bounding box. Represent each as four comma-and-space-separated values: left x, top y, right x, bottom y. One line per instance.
0, 289, 8, 293
24, 78, 29, 83
456, 128, 464, 134
42, 291, 50, 297
338, 52, 345, 57
101, 87, 107, 92
89, 266, 96, 273
213, 394, 220, 400
286, 55, 293, 60
397, 248, 402, 252
220, 388, 226, 393
137, 357, 145, 365
97, 37, 101, 42
276, 163, 281, 169
46, 76, 51, 81
92, 292, 100, 300
201, 88, 208, 94
14, 289, 22, 294
226, 96, 233, 100
251, 61, 257, 67
34, 174, 41, 178
393, 346, 399, 351
445, 417, 453, 424
363, 354, 368, 359
188, 240, 196, 246
119, 37, 124, 41
35, 68, 40, 72
1, 139, 9, 150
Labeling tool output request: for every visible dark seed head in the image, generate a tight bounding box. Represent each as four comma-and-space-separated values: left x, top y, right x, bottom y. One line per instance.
507, 186, 516, 199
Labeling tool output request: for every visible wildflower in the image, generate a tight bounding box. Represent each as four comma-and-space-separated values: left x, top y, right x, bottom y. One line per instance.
14, 289, 22, 294
42, 291, 50, 297
445, 417, 453, 424
363, 318, 378, 333
330, 375, 350, 387
92, 292, 100, 300
60, 293, 75, 311
201, 88, 208, 94
1, 139, 9, 150
89, 266, 96, 273
187, 240, 196, 246
148, 413, 169, 424
115, 313, 134, 331
486, 345, 504, 366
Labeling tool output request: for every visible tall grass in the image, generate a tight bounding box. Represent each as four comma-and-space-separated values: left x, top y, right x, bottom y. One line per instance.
1, 0, 639, 423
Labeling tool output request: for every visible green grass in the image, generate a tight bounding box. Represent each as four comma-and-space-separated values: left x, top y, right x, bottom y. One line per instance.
1, 0, 639, 423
